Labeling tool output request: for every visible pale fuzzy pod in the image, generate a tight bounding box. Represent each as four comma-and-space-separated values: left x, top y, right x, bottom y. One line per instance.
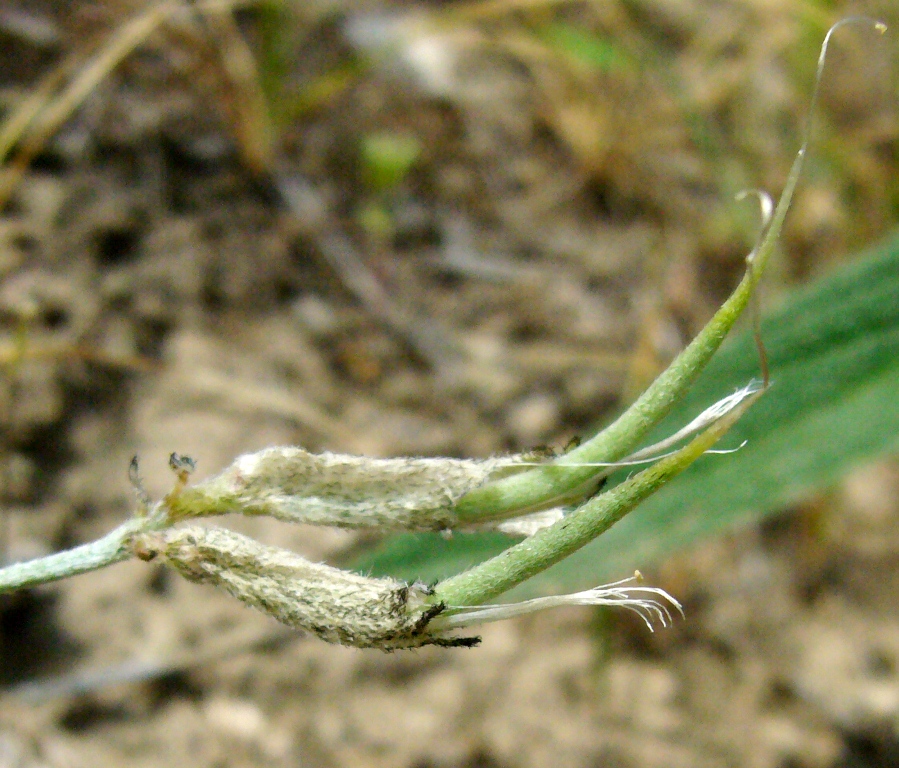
164, 447, 525, 531
133, 525, 476, 650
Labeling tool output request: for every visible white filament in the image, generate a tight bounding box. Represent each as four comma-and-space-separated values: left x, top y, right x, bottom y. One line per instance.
437, 572, 683, 632
512, 380, 763, 471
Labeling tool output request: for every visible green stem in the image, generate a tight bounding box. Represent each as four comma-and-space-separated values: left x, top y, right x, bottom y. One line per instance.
0, 514, 166, 593
453, 145, 802, 527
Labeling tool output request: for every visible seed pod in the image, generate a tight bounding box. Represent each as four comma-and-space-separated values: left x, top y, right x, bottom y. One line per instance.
133, 525, 477, 650
162, 447, 525, 531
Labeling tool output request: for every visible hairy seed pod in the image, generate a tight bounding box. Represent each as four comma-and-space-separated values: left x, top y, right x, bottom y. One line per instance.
132, 525, 478, 650
162, 447, 527, 530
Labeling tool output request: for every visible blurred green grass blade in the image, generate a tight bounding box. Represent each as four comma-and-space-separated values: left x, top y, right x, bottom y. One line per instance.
539, 23, 633, 72
354, 231, 899, 592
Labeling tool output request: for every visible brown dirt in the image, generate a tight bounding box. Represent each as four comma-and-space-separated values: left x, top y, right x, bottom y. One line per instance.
0, 2, 897, 766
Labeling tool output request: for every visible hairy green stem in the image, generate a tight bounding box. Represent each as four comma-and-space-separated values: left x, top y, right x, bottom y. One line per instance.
452, 222, 775, 523
0, 513, 168, 593
453, 127, 802, 526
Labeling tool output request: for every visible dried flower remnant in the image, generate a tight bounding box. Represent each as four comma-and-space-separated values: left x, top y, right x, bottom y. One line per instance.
432, 572, 683, 633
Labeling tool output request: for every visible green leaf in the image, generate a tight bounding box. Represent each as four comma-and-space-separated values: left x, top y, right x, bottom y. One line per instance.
354, 230, 899, 593
358, 532, 514, 585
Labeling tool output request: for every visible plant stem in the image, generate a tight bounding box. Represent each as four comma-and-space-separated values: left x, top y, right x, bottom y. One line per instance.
453, 140, 803, 527
0, 514, 166, 593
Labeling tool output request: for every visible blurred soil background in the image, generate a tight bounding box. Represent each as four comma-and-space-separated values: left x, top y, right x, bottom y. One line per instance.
0, 1, 897, 766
